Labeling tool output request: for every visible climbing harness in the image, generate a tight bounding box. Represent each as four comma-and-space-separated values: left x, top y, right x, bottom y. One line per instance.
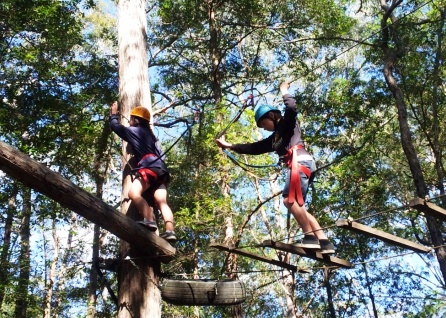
121, 118, 194, 181
281, 144, 311, 206
135, 167, 159, 183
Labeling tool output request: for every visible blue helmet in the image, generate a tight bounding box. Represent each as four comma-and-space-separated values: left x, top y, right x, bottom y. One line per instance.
254, 105, 280, 127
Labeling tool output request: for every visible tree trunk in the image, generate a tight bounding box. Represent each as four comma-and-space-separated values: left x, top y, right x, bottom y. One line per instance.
207, 1, 243, 316
323, 268, 336, 318
358, 244, 378, 318
54, 213, 77, 316
14, 188, 31, 318
43, 220, 59, 318
0, 184, 17, 308
379, 0, 446, 284
427, 9, 446, 207
117, 0, 160, 317
88, 100, 114, 318
283, 266, 297, 318
87, 224, 101, 318
118, 0, 151, 110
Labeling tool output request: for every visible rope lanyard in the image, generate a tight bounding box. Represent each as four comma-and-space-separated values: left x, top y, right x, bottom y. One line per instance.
216, 94, 280, 171
110, 116, 194, 171
216, 94, 254, 139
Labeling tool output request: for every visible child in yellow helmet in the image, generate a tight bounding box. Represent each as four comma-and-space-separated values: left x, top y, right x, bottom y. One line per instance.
216, 82, 334, 253
110, 102, 176, 243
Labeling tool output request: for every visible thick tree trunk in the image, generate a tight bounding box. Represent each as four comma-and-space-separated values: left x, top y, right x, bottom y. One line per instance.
117, 0, 160, 317
118, 0, 151, 110
14, 188, 31, 317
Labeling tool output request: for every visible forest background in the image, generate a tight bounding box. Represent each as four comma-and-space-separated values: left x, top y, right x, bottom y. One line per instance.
1, 0, 446, 317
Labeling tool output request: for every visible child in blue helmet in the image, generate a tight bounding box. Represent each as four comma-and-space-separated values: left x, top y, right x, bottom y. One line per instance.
216, 82, 334, 253
109, 102, 176, 243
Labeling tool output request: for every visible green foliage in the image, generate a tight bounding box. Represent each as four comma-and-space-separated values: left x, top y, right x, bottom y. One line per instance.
1, 0, 446, 316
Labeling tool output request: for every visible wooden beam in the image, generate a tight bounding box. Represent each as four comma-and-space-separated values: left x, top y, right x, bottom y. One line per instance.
0, 141, 175, 260
336, 219, 430, 253
262, 240, 353, 269
409, 197, 446, 222
209, 243, 299, 272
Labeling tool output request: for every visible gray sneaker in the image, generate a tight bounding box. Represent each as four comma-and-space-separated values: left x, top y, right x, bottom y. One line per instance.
137, 220, 158, 231
320, 240, 335, 254
294, 235, 320, 249
160, 231, 177, 243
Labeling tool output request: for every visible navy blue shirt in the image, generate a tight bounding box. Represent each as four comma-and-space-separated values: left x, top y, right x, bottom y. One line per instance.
109, 114, 168, 172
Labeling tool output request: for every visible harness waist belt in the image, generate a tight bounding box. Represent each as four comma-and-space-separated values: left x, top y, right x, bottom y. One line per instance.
140, 153, 158, 162
137, 168, 158, 184
135, 154, 159, 183
283, 145, 311, 205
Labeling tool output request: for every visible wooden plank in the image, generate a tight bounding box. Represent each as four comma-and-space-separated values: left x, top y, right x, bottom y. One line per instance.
262, 240, 353, 269
0, 141, 175, 261
336, 219, 430, 253
209, 243, 298, 272
409, 197, 446, 222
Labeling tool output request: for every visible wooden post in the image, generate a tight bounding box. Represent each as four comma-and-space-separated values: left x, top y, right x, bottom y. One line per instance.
409, 197, 446, 222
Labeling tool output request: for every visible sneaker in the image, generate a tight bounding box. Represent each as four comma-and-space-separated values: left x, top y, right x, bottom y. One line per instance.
160, 231, 177, 243
319, 240, 335, 254
137, 220, 158, 232
294, 235, 320, 249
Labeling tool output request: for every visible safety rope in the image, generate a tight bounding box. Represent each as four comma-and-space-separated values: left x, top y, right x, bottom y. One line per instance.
124, 256, 162, 289
110, 116, 194, 171
216, 94, 281, 176
216, 94, 254, 139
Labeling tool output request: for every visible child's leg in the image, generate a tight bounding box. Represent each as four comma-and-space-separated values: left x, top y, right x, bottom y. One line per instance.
128, 178, 154, 221
153, 184, 174, 232
305, 212, 328, 240
284, 198, 312, 234
284, 199, 328, 239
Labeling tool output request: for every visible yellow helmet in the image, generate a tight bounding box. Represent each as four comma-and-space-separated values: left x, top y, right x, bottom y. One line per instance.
130, 106, 151, 122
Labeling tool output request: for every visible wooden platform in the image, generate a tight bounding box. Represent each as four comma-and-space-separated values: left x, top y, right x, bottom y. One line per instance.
336, 219, 430, 253
409, 197, 446, 222
262, 240, 353, 269
209, 243, 300, 272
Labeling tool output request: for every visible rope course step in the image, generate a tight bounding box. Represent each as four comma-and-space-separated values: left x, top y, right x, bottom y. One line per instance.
160, 279, 246, 306
409, 197, 446, 222
262, 240, 353, 269
336, 219, 431, 254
